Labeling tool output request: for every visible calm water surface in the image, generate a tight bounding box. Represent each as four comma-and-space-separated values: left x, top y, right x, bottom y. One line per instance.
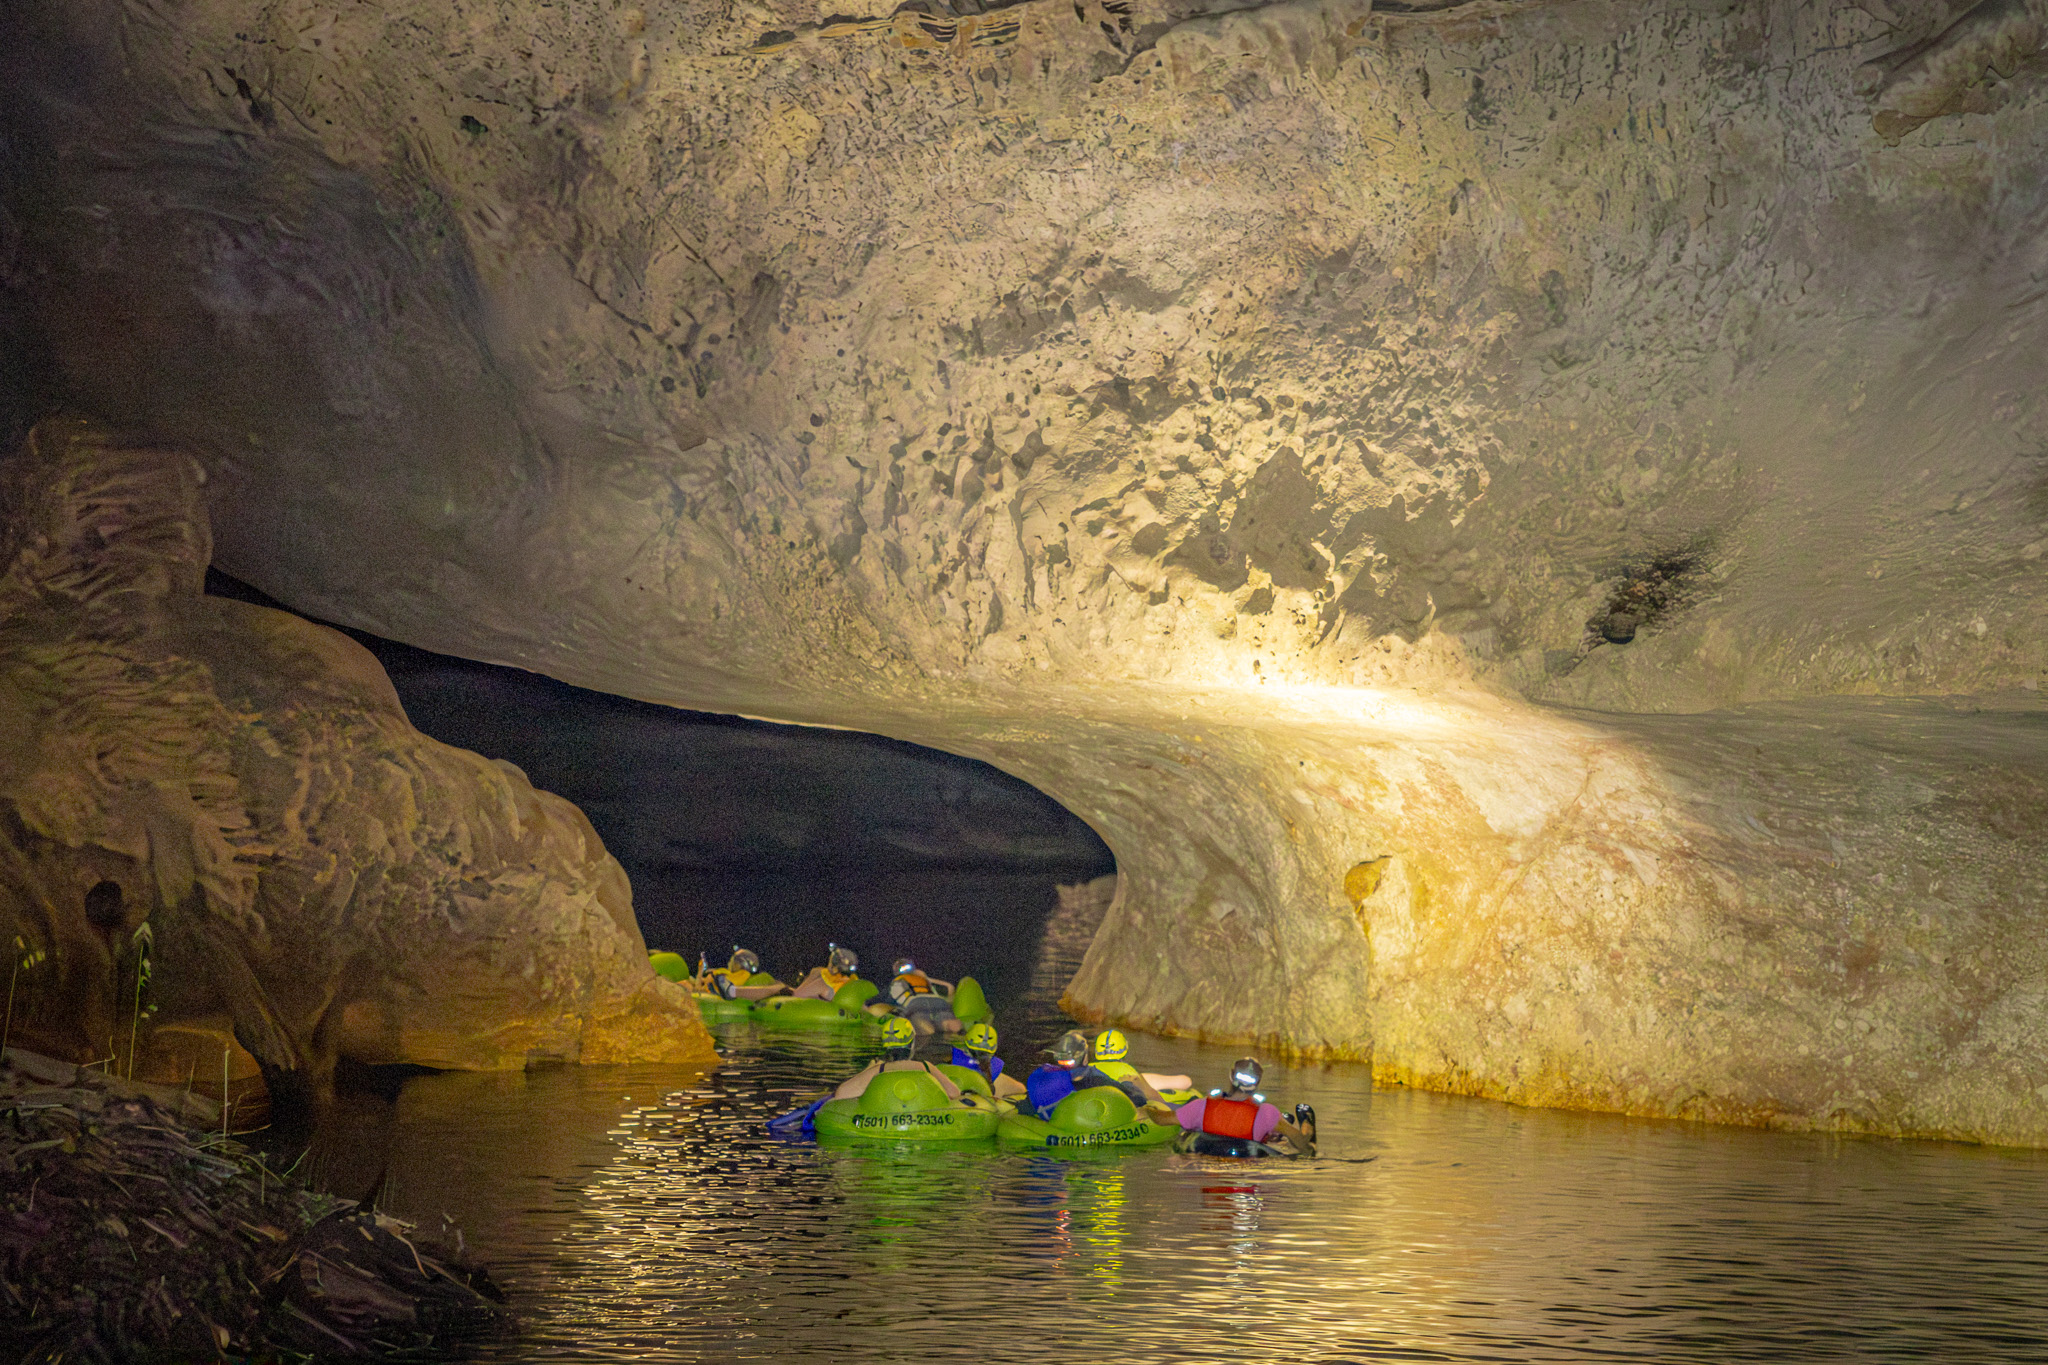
320, 882, 2048, 1363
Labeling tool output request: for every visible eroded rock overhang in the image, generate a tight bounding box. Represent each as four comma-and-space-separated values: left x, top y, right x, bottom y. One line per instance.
4, 0, 2047, 1139
0, 420, 716, 1091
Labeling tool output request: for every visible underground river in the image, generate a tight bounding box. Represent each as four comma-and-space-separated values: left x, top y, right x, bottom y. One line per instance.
309, 883, 2048, 1364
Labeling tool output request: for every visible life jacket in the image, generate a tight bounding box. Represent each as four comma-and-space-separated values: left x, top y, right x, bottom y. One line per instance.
1199, 1096, 1261, 1140
1093, 1059, 1139, 1083
893, 969, 934, 996
816, 967, 852, 990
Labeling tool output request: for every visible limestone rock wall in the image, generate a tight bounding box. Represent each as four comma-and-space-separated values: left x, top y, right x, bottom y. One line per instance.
4, 0, 2048, 1138
0, 418, 713, 1086
1042, 685, 2048, 1145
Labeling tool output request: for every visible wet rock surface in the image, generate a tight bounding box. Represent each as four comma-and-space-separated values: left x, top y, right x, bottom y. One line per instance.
0, 419, 713, 1095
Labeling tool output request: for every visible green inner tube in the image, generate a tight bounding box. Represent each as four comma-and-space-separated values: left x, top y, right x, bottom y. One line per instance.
997, 1084, 1179, 1149
648, 951, 690, 983
949, 976, 991, 1023
834, 978, 880, 1008
932, 1062, 993, 1097
693, 993, 754, 1023
813, 1070, 1001, 1142
752, 996, 877, 1030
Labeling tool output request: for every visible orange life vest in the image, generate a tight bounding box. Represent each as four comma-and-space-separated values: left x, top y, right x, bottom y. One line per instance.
1200, 1096, 1260, 1140
894, 970, 934, 996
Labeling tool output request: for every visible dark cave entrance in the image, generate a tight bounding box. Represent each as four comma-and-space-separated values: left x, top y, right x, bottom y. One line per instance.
203, 571, 1117, 1006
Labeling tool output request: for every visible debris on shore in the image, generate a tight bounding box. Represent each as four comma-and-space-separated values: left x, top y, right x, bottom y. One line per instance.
1, 1048, 510, 1363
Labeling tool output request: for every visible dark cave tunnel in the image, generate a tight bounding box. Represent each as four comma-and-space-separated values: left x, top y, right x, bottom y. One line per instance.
202, 570, 1118, 1006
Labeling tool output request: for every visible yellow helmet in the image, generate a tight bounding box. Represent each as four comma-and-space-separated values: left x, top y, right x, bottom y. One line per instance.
880, 1016, 916, 1050
964, 1021, 998, 1054
1093, 1028, 1129, 1062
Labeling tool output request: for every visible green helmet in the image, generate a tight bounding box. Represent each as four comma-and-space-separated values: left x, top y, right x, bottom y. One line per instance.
964, 1021, 998, 1055
1093, 1028, 1129, 1062
880, 1016, 916, 1051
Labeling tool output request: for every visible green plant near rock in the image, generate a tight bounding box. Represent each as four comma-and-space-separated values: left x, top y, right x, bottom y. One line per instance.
124, 922, 156, 1081
3, 933, 49, 1057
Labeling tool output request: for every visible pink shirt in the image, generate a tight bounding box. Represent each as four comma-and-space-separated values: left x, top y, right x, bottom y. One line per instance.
1175, 1096, 1282, 1143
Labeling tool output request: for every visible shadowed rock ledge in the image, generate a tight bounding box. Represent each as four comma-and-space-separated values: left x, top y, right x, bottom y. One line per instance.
0, 418, 714, 1101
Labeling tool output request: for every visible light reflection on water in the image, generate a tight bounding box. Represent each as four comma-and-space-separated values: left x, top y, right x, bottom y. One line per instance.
316, 882, 2048, 1362
322, 1028, 2048, 1362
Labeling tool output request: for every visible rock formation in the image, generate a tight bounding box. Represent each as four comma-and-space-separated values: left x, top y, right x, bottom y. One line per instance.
0, 418, 713, 1097
3, 0, 2047, 1139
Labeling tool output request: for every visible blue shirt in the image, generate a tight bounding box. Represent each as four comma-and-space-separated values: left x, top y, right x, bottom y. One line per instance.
949, 1047, 1003, 1080
1025, 1063, 1078, 1117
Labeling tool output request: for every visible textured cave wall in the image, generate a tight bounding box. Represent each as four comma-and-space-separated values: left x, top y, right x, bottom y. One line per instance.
3, 0, 2048, 1137
0, 417, 714, 1088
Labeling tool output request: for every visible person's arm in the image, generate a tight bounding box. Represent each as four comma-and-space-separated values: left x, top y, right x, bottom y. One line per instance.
833, 1061, 882, 1100
914, 1062, 963, 1100
1128, 1072, 1170, 1106
1269, 1117, 1316, 1156
1141, 1072, 1193, 1093
928, 976, 955, 996
1252, 1103, 1314, 1155
993, 1073, 1026, 1099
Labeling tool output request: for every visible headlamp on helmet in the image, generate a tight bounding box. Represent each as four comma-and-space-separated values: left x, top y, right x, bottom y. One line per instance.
1050, 1031, 1089, 1066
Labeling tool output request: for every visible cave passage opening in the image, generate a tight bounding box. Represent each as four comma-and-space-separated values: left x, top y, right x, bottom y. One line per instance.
203, 570, 1118, 1011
